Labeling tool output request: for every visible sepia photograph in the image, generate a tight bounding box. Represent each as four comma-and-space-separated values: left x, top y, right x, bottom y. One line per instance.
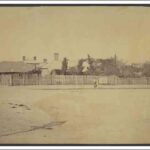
0, 4, 150, 145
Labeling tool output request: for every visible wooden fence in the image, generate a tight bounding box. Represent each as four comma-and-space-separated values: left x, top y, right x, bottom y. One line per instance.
39, 75, 99, 85
1, 74, 150, 86
0, 74, 12, 86
40, 75, 150, 85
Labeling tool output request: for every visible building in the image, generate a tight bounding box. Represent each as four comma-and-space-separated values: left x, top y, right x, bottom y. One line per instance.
41, 54, 79, 76
0, 61, 41, 86
22, 56, 49, 77
39, 53, 62, 76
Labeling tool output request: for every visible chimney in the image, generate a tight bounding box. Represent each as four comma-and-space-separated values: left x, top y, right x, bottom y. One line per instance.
33, 56, 37, 61
43, 58, 47, 63
22, 56, 26, 61
54, 53, 59, 61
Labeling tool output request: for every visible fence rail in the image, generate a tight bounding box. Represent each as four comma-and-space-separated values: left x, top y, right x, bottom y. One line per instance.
39, 75, 150, 85
39, 75, 99, 85
1, 74, 150, 86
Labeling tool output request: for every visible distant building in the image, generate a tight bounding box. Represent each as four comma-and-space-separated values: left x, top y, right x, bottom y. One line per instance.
40, 53, 62, 76
22, 56, 40, 69
22, 56, 49, 77
0, 61, 41, 85
39, 53, 78, 76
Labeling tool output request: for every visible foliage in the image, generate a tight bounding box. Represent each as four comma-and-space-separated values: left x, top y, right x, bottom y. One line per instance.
77, 59, 85, 75
142, 62, 150, 77
61, 55, 150, 77
61, 57, 68, 75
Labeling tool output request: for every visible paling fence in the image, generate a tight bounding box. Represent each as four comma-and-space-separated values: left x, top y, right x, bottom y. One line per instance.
107, 76, 150, 85
0, 74, 12, 86
1, 74, 150, 86
13, 75, 150, 85
39, 75, 150, 85
39, 75, 99, 85
13, 74, 40, 85
0, 74, 40, 86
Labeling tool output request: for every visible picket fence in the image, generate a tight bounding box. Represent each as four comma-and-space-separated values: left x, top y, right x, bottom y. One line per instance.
1, 74, 150, 86
11, 75, 150, 86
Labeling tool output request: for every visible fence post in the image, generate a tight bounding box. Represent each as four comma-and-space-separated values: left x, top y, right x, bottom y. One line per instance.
11, 74, 14, 86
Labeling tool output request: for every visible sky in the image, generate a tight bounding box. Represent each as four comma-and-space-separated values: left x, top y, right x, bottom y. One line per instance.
0, 6, 150, 64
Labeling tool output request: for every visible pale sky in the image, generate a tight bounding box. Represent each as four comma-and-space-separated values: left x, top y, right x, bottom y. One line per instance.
0, 6, 150, 63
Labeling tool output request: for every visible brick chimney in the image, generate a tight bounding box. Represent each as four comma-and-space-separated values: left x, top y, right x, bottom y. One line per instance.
54, 53, 59, 61
33, 56, 37, 61
22, 56, 26, 61
43, 58, 47, 63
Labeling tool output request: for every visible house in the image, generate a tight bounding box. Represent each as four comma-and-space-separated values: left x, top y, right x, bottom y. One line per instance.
39, 53, 62, 76
0, 61, 41, 86
39, 53, 77, 76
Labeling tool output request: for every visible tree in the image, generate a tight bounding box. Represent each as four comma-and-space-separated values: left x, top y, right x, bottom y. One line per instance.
77, 59, 84, 75
120, 65, 135, 77
142, 62, 150, 77
87, 54, 95, 75
67, 66, 78, 75
61, 57, 68, 75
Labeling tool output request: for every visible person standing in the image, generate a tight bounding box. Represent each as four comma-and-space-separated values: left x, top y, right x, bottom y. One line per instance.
94, 79, 98, 88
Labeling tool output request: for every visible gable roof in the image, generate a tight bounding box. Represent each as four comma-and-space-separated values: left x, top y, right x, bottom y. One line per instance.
0, 61, 36, 73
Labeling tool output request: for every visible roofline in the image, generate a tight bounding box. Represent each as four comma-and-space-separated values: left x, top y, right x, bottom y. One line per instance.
0, 71, 41, 74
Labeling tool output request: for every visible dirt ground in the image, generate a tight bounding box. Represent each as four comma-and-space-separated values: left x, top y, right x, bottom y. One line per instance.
0, 85, 150, 144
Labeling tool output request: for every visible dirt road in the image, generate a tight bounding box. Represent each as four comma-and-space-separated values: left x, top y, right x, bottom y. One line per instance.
0, 85, 150, 144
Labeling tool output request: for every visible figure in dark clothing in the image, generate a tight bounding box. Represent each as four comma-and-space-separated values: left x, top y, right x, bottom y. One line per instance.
94, 80, 98, 88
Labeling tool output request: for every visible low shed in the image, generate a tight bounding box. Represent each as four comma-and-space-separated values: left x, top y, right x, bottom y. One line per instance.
0, 61, 41, 86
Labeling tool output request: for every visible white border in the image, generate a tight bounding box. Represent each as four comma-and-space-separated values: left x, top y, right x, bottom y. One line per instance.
0, 1, 149, 4
0, 1, 150, 149
1, 146, 150, 149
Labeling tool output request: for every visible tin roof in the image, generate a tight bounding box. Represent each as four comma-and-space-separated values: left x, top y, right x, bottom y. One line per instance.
0, 61, 36, 73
